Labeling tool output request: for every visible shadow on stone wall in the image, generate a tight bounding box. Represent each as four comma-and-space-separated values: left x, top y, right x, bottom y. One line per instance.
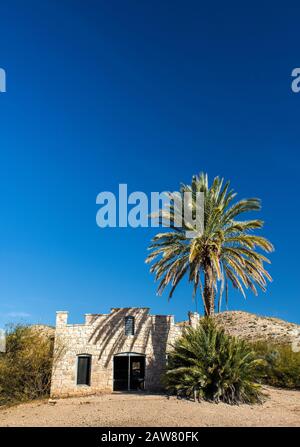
87, 309, 172, 383
88, 308, 152, 367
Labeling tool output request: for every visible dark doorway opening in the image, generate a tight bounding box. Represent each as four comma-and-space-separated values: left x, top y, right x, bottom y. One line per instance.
113, 354, 145, 391
113, 356, 128, 391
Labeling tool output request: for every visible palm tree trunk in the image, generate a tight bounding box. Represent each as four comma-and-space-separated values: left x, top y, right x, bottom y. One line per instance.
204, 263, 215, 316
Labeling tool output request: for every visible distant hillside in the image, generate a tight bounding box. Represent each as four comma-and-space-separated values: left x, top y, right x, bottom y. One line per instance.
214, 311, 300, 346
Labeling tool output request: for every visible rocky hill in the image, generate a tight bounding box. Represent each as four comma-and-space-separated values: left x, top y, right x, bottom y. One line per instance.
214, 311, 300, 347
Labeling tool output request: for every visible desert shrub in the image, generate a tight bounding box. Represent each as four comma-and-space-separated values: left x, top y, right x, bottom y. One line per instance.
0, 325, 55, 406
164, 318, 265, 404
253, 341, 300, 389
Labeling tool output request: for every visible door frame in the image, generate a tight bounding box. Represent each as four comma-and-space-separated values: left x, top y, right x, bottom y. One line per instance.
113, 352, 145, 391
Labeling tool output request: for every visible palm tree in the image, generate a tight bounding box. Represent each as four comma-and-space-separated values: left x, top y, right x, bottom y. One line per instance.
146, 173, 274, 316
164, 318, 265, 404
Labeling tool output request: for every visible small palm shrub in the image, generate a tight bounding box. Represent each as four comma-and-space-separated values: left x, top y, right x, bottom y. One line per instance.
164, 318, 265, 404
253, 341, 300, 389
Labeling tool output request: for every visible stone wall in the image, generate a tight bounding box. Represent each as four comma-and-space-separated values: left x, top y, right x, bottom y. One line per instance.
50, 307, 196, 397
50, 307, 300, 397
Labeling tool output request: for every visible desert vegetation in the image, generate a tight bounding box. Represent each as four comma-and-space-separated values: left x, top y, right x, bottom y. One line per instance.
164, 318, 265, 404
165, 318, 300, 405
0, 324, 56, 406
253, 341, 300, 389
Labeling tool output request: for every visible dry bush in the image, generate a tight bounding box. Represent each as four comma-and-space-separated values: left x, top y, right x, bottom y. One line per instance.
0, 324, 60, 406
253, 341, 300, 389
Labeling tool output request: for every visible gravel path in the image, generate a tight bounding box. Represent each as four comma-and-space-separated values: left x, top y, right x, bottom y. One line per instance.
0, 387, 299, 427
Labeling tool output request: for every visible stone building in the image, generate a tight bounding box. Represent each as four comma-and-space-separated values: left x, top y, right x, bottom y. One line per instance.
50, 307, 200, 397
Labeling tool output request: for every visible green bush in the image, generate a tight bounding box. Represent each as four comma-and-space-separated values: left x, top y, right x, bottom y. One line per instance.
253, 341, 300, 389
0, 325, 55, 406
164, 318, 265, 404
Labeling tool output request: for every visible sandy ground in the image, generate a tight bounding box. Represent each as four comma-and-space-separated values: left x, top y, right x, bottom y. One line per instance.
0, 387, 299, 427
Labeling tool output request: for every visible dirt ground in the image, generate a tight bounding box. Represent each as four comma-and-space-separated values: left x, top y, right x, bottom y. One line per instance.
0, 387, 299, 427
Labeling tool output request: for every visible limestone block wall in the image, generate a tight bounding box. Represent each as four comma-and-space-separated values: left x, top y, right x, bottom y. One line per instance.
51, 307, 197, 397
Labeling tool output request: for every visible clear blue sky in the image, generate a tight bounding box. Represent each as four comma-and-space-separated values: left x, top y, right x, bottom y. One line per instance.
0, 1, 299, 327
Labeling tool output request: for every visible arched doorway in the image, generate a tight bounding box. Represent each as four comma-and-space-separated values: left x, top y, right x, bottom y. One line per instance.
113, 352, 145, 391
